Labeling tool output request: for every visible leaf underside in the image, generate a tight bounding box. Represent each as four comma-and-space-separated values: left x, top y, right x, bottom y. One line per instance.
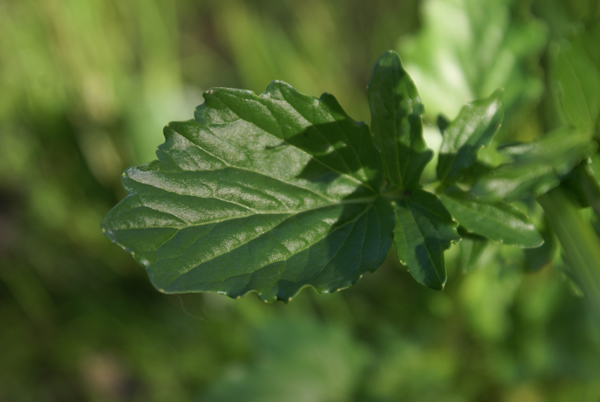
102, 81, 395, 302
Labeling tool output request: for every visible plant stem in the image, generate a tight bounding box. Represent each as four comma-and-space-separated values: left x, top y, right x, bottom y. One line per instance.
538, 187, 600, 324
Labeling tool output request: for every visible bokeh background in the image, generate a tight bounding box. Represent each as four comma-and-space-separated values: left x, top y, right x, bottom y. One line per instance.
1, 0, 600, 401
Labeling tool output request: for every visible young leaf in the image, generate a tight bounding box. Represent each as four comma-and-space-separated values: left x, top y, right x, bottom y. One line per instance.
102, 81, 395, 302
393, 190, 459, 290
472, 128, 597, 201
368, 50, 433, 191
437, 90, 504, 187
439, 188, 543, 248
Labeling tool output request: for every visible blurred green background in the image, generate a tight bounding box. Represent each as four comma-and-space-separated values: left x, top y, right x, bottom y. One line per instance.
1, 0, 600, 401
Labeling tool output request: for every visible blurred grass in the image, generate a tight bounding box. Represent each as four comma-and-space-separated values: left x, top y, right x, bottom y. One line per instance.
1, 0, 600, 401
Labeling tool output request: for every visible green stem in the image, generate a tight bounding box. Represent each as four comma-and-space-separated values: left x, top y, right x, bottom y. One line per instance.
538, 187, 600, 323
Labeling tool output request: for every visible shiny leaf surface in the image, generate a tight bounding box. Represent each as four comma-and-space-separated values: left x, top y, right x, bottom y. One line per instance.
437, 91, 504, 187
368, 50, 433, 190
473, 128, 597, 200
102, 81, 395, 301
439, 188, 543, 248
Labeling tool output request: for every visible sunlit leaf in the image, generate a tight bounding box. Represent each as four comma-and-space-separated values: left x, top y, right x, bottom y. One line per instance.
437, 91, 504, 187
439, 188, 543, 248
102, 81, 395, 302
472, 128, 597, 200
393, 189, 459, 290
368, 50, 433, 190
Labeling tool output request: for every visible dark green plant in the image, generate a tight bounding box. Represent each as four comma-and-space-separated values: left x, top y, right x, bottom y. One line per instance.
103, 45, 599, 307
102, 44, 599, 306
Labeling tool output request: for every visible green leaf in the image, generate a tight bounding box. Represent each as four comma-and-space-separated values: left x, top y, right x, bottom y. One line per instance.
539, 187, 600, 322
436, 91, 504, 187
552, 21, 600, 139
393, 189, 459, 290
368, 50, 433, 190
439, 188, 543, 248
102, 81, 395, 302
472, 128, 597, 200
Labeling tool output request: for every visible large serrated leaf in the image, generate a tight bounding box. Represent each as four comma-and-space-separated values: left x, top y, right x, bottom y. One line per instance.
367, 50, 433, 190
439, 188, 543, 248
437, 90, 504, 187
102, 81, 395, 302
393, 190, 459, 290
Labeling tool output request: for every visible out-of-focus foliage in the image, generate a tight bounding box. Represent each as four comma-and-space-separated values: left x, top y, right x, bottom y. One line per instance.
1, 1, 600, 402
551, 20, 600, 139
399, 0, 548, 130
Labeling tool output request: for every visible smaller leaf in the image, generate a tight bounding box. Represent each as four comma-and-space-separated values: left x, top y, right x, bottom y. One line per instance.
472, 164, 559, 201
439, 188, 543, 248
437, 90, 504, 188
368, 50, 433, 191
393, 189, 460, 290
473, 128, 597, 201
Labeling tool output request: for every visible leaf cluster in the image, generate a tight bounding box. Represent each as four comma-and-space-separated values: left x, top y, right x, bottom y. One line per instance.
103, 43, 598, 301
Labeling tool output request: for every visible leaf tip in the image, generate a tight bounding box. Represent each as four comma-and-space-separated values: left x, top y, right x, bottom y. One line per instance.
266, 79, 292, 92
429, 278, 446, 291
374, 49, 402, 68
